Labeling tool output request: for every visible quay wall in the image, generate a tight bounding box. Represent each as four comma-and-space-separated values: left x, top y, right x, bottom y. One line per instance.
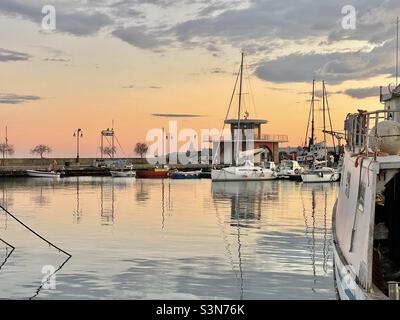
0, 158, 212, 177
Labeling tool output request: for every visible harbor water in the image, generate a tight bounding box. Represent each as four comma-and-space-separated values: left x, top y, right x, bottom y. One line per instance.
0, 177, 338, 299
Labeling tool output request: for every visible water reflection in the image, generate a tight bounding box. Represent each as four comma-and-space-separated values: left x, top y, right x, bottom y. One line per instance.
73, 177, 82, 224
212, 181, 279, 226
301, 184, 332, 293
211, 181, 280, 300
100, 177, 115, 226
0, 178, 338, 299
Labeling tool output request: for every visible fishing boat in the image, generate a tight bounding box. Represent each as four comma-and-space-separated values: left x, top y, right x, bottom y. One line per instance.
110, 170, 136, 177
277, 160, 303, 180
26, 170, 61, 178
170, 170, 201, 179
211, 53, 276, 182
136, 167, 169, 179
333, 83, 400, 300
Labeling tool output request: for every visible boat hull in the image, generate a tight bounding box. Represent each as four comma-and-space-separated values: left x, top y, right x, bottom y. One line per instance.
110, 171, 136, 177
301, 170, 340, 183
170, 171, 201, 179
136, 170, 169, 179
26, 170, 61, 178
211, 168, 277, 181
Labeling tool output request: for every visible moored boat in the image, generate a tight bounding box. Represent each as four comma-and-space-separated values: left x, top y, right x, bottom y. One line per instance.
277, 160, 303, 180
110, 170, 136, 177
26, 170, 61, 178
170, 170, 201, 179
212, 160, 277, 181
333, 84, 400, 300
301, 167, 340, 183
136, 167, 169, 179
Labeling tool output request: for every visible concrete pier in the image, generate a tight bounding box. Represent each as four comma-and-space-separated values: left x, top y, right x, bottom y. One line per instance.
0, 158, 212, 177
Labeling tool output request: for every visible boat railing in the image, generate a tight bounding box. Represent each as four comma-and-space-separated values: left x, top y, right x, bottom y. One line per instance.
345, 109, 400, 155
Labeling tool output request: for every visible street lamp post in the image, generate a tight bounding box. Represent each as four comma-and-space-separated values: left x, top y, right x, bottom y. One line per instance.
73, 128, 83, 163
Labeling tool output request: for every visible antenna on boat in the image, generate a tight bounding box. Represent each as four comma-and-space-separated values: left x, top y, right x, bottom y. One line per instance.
235, 52, 244, 166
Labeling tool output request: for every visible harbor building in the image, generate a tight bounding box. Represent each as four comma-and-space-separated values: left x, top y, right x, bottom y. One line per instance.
213, 118, 288, 165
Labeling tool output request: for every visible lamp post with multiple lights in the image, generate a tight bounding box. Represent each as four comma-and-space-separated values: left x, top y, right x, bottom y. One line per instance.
73, 128, 83, 163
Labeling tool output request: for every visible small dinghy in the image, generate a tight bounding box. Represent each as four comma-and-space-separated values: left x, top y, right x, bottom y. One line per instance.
170, 170, 201, 179
110, 170, 136, 177
26, 170, 61, 178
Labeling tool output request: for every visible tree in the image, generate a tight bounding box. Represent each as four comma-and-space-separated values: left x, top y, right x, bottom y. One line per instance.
134, 142, 148, 158
0, 143, 14, 159
31, 145, 52, 158
100, 146, 116, 158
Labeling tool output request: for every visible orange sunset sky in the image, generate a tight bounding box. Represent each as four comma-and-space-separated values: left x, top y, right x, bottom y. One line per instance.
1, 0, 400, 157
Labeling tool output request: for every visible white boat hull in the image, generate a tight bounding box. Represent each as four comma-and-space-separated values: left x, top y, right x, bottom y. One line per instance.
110, 170, 136, 177
211, 167, 276, 181
26, 170, 61, 178
301, 169, 340, 183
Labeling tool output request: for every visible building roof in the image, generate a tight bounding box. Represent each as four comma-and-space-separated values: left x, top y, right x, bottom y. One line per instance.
224, 119, 268, 125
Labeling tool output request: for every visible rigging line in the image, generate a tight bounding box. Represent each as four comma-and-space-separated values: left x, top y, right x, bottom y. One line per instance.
0, 205, 71, 258
304, 86, 313, 148
212, 63, 241, 166
324, 83, 337, 154
29, 255, 71, 300
245, 64, 257, 118
115, 135, 127, 157
0, 238, 15, 271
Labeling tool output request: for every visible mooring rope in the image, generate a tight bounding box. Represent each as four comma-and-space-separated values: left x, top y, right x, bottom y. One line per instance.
0, 237, 15, 271
0, 204, 71, 258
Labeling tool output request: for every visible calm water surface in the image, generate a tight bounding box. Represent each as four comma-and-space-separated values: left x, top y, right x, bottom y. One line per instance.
0, 177, 338, 299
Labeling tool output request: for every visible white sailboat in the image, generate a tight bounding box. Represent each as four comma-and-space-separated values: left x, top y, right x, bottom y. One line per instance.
211, 53, 276, 182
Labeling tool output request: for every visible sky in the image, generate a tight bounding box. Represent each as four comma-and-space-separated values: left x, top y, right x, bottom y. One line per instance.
1, 0, 400, 157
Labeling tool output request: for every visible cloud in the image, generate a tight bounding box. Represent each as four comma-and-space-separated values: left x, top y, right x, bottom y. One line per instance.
0, 0, 113, 36
340, 86, 381, 99
0, 48, 30, 62
152, 113, 204, 118
255, 39, 396, 84
112, 25, 170, 50
0, 93, 41, 104
43, 57, 70, 62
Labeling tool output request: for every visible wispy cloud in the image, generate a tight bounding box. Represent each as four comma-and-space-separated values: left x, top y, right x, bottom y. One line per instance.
0, 48, 30, 62
152, 113, 204, 118
0, 93, 41, 104
339, 86, 381, 99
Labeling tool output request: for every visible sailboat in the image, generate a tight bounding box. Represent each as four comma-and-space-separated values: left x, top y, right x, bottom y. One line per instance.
211, 53, 276, 182
301, 80, 340, 183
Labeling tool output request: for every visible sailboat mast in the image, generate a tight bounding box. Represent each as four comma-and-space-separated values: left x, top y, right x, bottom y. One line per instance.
396, 16, 399, 87
310, 79, 315, 149
236, 52, 244, 165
